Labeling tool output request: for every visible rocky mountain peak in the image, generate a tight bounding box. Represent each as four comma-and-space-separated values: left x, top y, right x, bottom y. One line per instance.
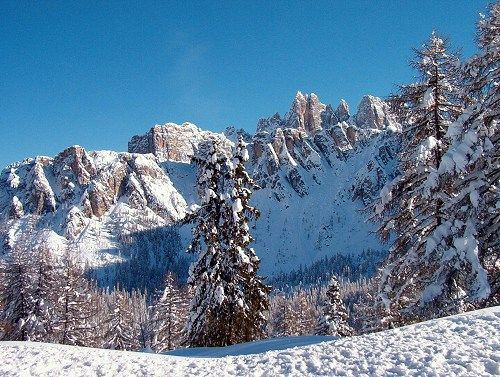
285, 92, 326, 135
54, 145, 96, 186
128, 122, 226, 163
335, 99, 350, 122
256, 113, 282, 134
223, 126, 252, 143
355, 95, 397, 130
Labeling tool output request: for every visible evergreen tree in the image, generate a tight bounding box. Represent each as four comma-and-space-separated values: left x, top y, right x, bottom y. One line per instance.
315, 277, 352, 337
0, 243, 37, 341
186, 138, 269, 347
435, 4, 500, 308
151, 272, 185, 351
374, 33, 464, 322
290, 288, 317, 336
185, 139, 231, 347
93, 288, 110, 348
25, 245, 58, 342
132, 289, 153, 350
103, 288, 139, 351
0, 230, 59, 343
55, 254, 98, 347
266, 292, 294, 337
221, 136, 270, 343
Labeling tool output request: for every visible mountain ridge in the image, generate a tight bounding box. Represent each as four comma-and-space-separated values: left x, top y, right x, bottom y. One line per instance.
1, 93, 400, 289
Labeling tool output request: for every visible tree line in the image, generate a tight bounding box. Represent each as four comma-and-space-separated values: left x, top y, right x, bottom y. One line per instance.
0, 239, 358, 350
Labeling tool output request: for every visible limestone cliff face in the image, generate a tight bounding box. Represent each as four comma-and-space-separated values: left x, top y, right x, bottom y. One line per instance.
0, 147, 187, 244
250, 93, 399, 198
283, 92, 326, 135
128, 123, 226, 163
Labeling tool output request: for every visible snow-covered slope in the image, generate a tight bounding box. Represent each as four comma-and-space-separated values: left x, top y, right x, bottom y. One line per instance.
0, 93, 400, 287
0, 148, 187, 266
1, 306, 498, 376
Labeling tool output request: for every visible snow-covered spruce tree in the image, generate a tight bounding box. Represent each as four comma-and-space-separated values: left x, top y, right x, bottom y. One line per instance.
435, 4, 500, 308
186, 138, 269, 347
103, 288, 139, 350
185, 139, 231, 347
315, 277, 353, 336
151, 272, 185, 352
25, 245, 59, 342
373, 33, 464, 323
0, 243, 36, 341
55, 253, 98, 347
221, 136, 270, 344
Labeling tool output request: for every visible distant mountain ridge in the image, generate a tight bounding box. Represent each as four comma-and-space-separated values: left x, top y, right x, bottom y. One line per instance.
0, 92, 400, 289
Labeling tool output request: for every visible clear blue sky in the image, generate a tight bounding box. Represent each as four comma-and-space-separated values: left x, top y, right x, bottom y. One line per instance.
0, 1, 490, 169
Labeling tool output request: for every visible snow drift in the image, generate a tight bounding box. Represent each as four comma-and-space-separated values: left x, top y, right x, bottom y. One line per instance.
0, 306, 498, 376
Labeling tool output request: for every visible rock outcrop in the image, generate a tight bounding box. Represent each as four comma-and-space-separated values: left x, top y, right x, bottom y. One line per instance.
1, 148, 187, 244
128, 123, 225, 163
250, 93, 399, 198
283, 92, 326, 135
355, 95, 398, 130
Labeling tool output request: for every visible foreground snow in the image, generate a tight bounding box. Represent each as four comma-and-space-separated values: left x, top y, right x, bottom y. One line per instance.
0, 307, 498, 376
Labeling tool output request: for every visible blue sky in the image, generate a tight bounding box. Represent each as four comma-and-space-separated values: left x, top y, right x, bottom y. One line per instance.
0, 1, 490, 169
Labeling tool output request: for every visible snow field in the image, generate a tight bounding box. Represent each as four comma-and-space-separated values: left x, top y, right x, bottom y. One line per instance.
0, 306, 498, 376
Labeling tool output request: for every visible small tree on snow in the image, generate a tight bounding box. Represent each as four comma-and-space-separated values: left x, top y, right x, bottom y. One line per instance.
103, 288, 139, 351
151, 272, 186, 351
0, 244, 37, 341
290, 289, 317, 336
26, 246, 58, 342
55, 254, 98, 347
266, 292, 294, 337
315, 277, 352, 337
0, 239, 58, 342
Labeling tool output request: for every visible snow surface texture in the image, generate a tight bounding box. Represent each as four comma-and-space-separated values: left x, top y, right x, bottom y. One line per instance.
0, 307, 498, 376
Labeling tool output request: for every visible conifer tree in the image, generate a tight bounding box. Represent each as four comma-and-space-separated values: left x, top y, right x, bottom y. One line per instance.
0, 243, 37, 341
151, 272, 185, 351
133, 289, 153, 350
374, 33, 464, 322
315, 277, 352, 336
0, 229, 60, 343
185, 139, 231, 347
186, 138, 269, 347
290, 288, 316, 336
435, 4, 500, 308
55, 254, 98, 347
26, 245, 58, 342
221, 136, 270, 343
266, 292, 294, 337
103, 288, 139, 351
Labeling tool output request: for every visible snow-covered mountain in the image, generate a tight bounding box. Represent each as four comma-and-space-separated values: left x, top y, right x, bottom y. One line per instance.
1, 306, 498, 376
0, 93, 400, 288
